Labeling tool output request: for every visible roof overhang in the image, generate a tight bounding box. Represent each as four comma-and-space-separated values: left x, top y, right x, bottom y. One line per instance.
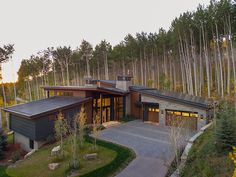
43, 86, 128, 96
130, 86, 210, 109
3, 96, 92, 119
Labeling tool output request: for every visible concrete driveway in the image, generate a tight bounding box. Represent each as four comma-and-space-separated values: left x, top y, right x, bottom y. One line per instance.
99, 120, 178, 177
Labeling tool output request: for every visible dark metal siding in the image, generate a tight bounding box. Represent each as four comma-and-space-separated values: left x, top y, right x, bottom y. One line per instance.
10, 114, 36, 140
64, 107, 80, 127
10, 106, 82, 141
35, 117, 54, 141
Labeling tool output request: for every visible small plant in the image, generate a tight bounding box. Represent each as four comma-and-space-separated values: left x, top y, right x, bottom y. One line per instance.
79, 105, 87, 147
11, 151, 21, 163
46, 134, 55, 144
92, 112, 101, 150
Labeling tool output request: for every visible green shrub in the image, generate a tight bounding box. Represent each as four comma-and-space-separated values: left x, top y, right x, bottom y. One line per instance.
0, 129, 7, 157
11, 151, 21, 163
46, 134, 55, 144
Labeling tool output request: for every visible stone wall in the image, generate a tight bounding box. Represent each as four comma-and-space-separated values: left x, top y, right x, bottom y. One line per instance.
141, 95, 207, 130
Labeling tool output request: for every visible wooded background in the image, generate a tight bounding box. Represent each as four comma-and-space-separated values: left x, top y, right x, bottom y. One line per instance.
1, 0, 236, 106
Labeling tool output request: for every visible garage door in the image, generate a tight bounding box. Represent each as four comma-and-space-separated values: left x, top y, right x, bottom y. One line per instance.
147, 108, 159, 123
166, 110, 198, 130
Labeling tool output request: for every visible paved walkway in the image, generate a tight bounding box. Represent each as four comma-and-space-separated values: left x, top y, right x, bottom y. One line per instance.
98, 120, 177, 177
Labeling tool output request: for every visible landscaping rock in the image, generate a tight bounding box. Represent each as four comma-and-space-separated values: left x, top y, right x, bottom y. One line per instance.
51, 145, 60, 156
24, 149, 36, 159
48, 163, 59, 170
83, 153, 97, 160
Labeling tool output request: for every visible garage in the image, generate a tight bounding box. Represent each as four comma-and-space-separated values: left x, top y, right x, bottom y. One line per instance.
143, 103, 159, 123
166, 110, 198, 130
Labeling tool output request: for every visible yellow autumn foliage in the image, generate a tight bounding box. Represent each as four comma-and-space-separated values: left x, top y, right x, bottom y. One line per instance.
229, 146, 236, 177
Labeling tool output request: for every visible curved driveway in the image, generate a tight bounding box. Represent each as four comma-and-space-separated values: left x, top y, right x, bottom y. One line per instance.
99, 120, 176, 177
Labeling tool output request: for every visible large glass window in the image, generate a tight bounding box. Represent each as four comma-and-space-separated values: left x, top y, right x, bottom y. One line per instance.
114, 97, 124, 120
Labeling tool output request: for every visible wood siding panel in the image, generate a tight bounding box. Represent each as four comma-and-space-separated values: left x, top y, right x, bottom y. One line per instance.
72, 91, 86, 97
130, 91, 141, 119
148, 112, 159, 123
85, 101, 93, 124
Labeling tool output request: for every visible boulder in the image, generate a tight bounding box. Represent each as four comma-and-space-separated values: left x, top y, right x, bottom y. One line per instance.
83, 153, 97, 160
51, 145, 60, 156
48, 163, 59, 170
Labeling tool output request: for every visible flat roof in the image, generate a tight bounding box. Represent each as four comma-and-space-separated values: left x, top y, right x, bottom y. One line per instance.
3, 96, 91, 118
130, 85, 210, 109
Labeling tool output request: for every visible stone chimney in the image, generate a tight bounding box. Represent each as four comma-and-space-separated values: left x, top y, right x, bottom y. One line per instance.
115, 75, 132, 91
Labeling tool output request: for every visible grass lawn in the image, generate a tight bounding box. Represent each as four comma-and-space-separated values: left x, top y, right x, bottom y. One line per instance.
6, 133, 13, 144
181, 126, 234, 177
0, 166, 10, 177
5, 136, 135, 177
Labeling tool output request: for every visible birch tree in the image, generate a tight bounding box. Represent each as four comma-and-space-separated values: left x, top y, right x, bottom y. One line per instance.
79, 40, 93, 78
54, 112, 68, 157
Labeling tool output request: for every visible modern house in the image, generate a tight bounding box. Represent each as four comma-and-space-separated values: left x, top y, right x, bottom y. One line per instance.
3, 76, 212, 151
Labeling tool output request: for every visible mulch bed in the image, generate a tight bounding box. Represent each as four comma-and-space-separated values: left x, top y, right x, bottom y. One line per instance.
0, 143, 27, 166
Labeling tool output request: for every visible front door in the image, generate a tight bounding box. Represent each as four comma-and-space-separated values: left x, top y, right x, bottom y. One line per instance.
143, 106, 159, 123
147, 108, 159, 123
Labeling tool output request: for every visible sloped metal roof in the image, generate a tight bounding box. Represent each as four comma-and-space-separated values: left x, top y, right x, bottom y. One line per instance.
3, 96, 91, 118
130, 85, 210, 109
98, 87, 128, 94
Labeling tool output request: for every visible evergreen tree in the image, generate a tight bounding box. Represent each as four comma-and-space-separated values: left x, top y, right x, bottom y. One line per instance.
216, 102, 236, 151
0, 129, 7, 157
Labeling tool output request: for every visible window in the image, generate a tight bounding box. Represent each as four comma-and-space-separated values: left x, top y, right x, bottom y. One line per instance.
29, 139, 34, 149
148, 108, 159, 112
182, 112, 190, 117
56, 91, 73, 96
190, 113, 198, 118
174, 111, 181, 116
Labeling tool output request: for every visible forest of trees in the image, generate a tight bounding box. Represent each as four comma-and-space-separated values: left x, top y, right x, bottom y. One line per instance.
2, 0, 236, 104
